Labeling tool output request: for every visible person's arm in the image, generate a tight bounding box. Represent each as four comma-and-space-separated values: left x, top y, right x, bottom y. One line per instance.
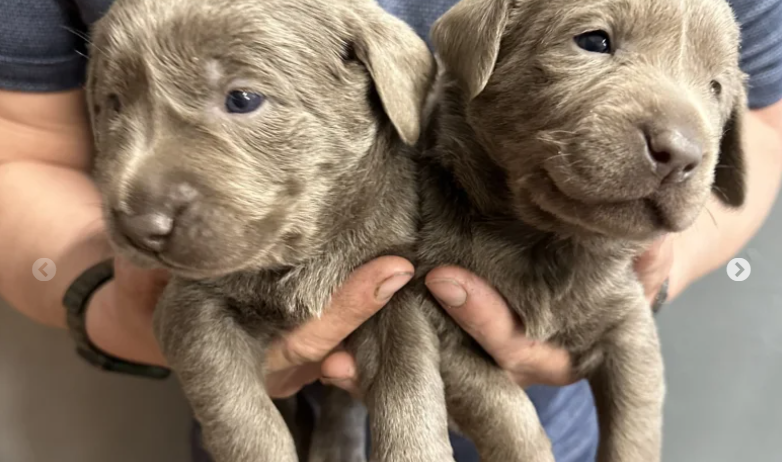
0, 88, 111, 328
0, 89, 180, 366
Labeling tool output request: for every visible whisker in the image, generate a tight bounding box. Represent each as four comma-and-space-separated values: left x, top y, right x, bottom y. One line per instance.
705, 207, 718, 228
547, 153, 573, 162
711, 184, 729, 198
63, 26, 90, 41
62, 26, 108, 58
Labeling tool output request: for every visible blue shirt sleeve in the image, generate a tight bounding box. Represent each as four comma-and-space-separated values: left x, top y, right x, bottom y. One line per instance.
729, 0, 782, 108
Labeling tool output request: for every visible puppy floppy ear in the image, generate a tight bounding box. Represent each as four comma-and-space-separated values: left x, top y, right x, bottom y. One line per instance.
430, 0, 512, 100
349, 4, 435, 145
713, 81, 748, 208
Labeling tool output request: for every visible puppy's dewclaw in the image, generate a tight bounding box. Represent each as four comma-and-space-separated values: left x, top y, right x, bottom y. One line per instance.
86, 0, 450, 461
422, 0, 747, 461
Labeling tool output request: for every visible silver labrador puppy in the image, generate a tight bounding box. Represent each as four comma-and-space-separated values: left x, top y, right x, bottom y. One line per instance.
84, 0, 450, 461
416, 0, 748, 460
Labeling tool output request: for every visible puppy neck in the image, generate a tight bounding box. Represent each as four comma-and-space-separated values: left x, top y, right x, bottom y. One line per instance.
313, 122, 417, 245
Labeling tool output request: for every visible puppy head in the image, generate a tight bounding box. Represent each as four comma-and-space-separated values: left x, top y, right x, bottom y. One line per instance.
432, 0, 747, 240
86, 0, 433, 278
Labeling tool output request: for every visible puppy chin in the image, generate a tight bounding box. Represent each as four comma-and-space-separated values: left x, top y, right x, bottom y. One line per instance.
158, 237, 269, 279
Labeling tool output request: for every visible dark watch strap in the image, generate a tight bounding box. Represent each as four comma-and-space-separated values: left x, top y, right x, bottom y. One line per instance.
651, 278, 670, 315
62, 258, 171, 380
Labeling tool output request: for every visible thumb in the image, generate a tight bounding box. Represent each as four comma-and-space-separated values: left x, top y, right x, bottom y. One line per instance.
425, 266, 574, 386
425, 266, 524, 363
266, 256, 414, 370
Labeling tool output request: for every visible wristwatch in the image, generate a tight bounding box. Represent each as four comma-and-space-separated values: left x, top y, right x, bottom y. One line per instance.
62, 258, 171, 379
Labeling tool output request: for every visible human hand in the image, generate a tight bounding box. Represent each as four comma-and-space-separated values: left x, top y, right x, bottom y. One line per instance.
85, 255, 413, 399
319, 264, 577, 394
265, 256, 414, 398
420, 240, 674, 389
633, 235, 675, 305
425, 267, 577, 388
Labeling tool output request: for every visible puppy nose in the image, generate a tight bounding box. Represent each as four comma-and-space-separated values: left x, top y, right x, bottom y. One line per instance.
116, 211, 174, 252
644, 128, 703, 183
114, 181, 199, 253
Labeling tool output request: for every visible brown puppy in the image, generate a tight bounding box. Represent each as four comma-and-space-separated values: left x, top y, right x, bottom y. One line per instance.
419, 0, 748, 460
85, 0, 450, 461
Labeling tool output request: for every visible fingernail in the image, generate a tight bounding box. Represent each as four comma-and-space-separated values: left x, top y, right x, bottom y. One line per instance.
375, 272, 414, 301
425, 279, 467, 308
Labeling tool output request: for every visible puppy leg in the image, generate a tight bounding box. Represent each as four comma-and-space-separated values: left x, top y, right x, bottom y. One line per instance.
350, 290, 455, 462
442, 342, 555, 462
154, 284, 297, 462
586, 306, 665, 462
308, 386, 368, 462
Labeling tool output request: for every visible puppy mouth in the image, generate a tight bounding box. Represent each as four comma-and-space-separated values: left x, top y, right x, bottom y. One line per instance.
119, 240, 253, 279
541, 168, 662, 208
108, 224, 247, 278
110, 234, 188, 272
642, 198, 671, 230
109, 209, 289, 278
526, 170, 678, 236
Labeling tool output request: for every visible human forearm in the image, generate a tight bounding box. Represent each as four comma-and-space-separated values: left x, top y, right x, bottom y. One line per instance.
0, 160, 112, 327
669, 108, 782, 299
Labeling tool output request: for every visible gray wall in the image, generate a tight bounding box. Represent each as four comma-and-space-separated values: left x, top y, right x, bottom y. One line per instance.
0, 305, 192, 462
1, 198, 781, 462
658, 199, 782, 461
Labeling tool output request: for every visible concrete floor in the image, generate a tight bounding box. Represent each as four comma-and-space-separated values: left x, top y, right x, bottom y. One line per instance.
1, 198, 781, 462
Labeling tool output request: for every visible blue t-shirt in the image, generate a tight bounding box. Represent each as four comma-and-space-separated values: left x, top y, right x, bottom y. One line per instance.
0, 0, 781, 108
1, 1, 780, 462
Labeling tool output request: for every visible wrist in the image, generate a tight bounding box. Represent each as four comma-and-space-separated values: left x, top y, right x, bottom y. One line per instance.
84, 278, 168, 367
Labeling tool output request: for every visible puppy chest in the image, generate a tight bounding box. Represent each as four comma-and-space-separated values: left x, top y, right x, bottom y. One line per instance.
467, 237, 641, 344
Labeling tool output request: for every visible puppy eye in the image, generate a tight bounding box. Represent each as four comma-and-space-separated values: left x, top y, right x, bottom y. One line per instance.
710, 80, 722, 97
575, 31, 612, 54
107, 94, 122, 113
225, 90, 265, 114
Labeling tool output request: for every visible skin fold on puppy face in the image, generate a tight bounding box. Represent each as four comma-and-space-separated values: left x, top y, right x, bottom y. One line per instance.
432, 0, 748, 241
